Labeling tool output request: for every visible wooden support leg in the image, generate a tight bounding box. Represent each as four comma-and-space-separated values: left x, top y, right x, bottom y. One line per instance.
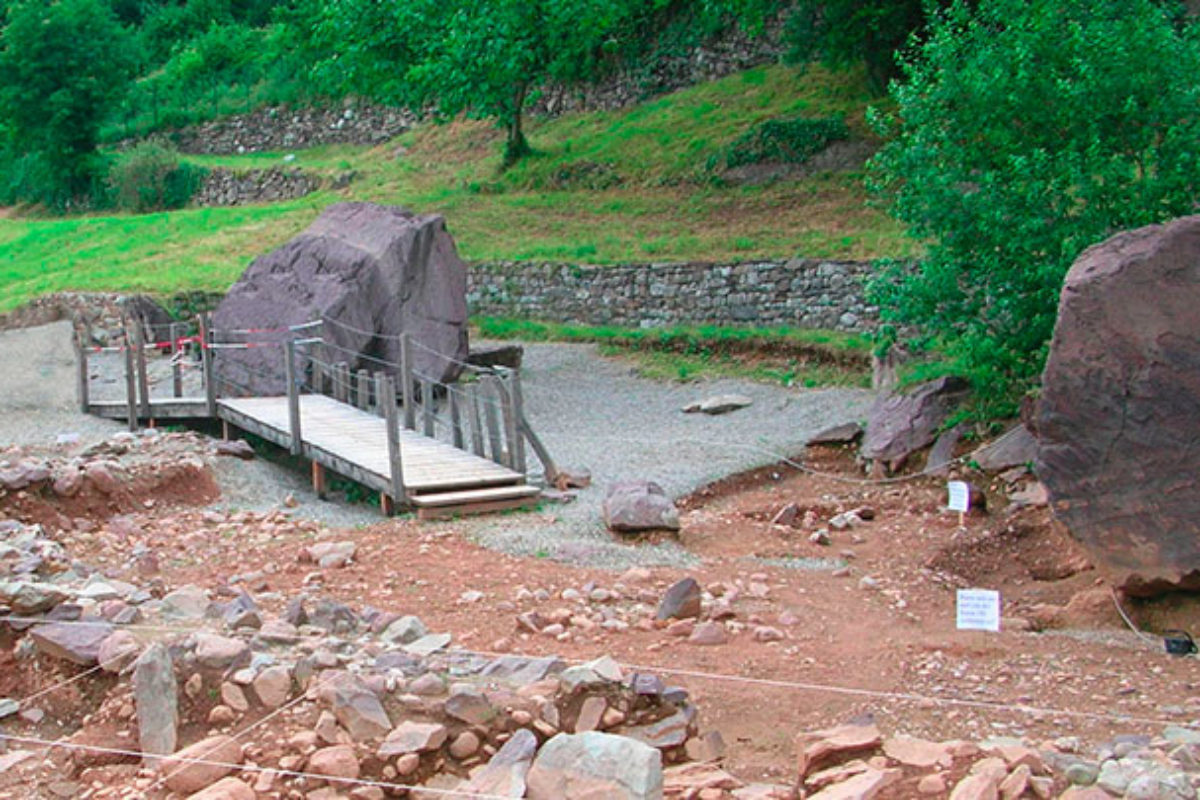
221, 420, 230, 441
380, 493, 395, 516
311, 461, 327, 500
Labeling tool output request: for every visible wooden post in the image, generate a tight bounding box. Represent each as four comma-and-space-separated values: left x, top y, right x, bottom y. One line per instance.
420, 378, 435, 437
285, 339, 302, 456
383, 377, 406, 512
520, 416, 559, 484
400, 334, 415, 430
356, 369, 370, 410
468, 384, 485, 457
333, 362, 348, 403
132, 320, 151, 420
449, 386, 464, 450
170, 322, 182, 398
311, 462, 327, 500
123, 321, 138, 432
508, 370, 527, 474
374, 373, 386, 418
199, 314, 216, 417
495, 374, 516, 469
482, 375, 503, 465
312, 354, 326, 396
74, 323, 89, 414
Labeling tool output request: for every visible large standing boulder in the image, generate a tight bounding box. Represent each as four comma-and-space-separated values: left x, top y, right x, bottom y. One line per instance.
1038, 216, 1200, 595
211, 203, 468, 395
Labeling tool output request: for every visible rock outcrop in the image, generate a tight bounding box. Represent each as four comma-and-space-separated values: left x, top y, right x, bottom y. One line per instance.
212, 203, 469, 395
861, 376, 970, 467
1038, 215, 1200, 595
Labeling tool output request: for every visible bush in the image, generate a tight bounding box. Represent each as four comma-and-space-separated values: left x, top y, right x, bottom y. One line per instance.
708, 115, 849, 172
107, 142, 207, 212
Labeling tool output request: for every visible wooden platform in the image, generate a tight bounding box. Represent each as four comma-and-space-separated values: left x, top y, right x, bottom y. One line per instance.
88, 398, 209, 420
218, 395, 538, 513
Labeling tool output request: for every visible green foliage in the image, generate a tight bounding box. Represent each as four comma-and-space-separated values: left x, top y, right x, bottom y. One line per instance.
868, 0, 1200, 415
708, 115, 849, 172
0, 0, 139, 207
107, 142, 207, 212
783, 0, 938, 94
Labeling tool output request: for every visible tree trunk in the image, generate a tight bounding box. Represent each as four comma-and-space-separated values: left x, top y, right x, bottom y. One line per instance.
502, 83, 532, 168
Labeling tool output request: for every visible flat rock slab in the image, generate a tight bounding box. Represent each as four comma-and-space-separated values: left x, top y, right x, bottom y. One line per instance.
31, 622, 112, 665
1038, 215, 1200, 594
862, 376, 969, 464
526, 732, 663, 800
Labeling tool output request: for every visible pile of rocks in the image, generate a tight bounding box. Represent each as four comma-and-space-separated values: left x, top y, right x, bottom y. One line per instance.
785, 719, 1200, 800
161, 105, 415, 156
192, 167, 326, 208
508, 573, 788, 651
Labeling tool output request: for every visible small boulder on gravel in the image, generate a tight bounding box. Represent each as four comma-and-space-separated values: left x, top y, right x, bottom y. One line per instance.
30, 622, 112, 665
682, 394, 753, 415
603, 481, 680, 533
861, 376, 969, 466
164, 735, 243, 794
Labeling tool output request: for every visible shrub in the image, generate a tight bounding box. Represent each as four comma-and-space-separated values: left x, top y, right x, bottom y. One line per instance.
107, 142, 207, 212
708, 115, 849, 172
867, 0, 1200, 416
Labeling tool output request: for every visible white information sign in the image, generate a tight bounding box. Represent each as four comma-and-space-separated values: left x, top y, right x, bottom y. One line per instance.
947, 480, 970, 513
956, 588, 1001, 632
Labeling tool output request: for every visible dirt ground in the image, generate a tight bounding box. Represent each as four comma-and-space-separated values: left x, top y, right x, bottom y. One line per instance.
5, 436, 1198, 792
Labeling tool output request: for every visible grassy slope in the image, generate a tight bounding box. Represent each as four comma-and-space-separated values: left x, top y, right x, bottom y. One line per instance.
0, 65, 913, 312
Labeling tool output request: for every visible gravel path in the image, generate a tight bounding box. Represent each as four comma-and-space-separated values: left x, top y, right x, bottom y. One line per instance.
0, 323, 873, 564
466, 343, 874, 568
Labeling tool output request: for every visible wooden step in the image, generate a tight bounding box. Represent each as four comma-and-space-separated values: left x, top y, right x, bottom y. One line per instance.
410, 484, 541, 520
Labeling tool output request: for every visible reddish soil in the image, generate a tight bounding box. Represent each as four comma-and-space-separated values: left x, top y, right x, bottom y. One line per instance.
3, 443, 1199, 795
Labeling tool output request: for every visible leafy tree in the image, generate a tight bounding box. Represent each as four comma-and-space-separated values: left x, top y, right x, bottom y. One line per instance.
0, 0, 139, 206
783, 0, 945, 94
868, 0, 1200, 413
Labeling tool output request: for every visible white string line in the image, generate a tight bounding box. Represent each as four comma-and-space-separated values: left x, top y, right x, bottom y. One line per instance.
0, 733, 510, 800
12, 664, 106, 710
439, 646, 1198, 731
1110, 588, 1163, 648
10, 612, 1178, 732
150, 665, 347, 793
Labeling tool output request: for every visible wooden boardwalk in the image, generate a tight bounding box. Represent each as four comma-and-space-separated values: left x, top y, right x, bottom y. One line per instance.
77, 318, 548, 518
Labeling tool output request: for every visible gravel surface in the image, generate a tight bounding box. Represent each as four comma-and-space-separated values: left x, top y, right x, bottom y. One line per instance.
466, 343, 874, 568
0, 324, 874, 562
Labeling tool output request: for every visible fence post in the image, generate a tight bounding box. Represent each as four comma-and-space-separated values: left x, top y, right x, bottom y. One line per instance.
356, 369, 370, 411
123, 319, 138, 432
468, 384, 485, 457
482, 375, 504, 465
400, 334, 416, 430
170, 322, 183, 398
74, 321, 89, 414
199, 314, 217, 417
508, 369, 527, 475
285, 339, 302, 456
495, 373, 516, 469
420, 378, 435, 437
374, 373, 386, 418
132, 319, 151, 420
449, 386, 464, 450
383, 377, 406, 513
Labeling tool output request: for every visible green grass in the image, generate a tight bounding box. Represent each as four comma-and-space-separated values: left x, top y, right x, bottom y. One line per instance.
0, 64, 914, 313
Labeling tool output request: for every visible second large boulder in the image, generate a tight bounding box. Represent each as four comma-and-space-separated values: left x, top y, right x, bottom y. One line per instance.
1038, 215, 1200, 595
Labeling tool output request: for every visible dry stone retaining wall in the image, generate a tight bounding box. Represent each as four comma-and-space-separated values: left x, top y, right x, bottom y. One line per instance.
193, 166, 325, 207
166, 104, 415, 155
467, 259, 883, 331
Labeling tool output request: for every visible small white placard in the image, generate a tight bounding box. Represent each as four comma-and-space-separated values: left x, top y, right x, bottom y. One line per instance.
956, 588, 1001, 632
947, 480, 970, 513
